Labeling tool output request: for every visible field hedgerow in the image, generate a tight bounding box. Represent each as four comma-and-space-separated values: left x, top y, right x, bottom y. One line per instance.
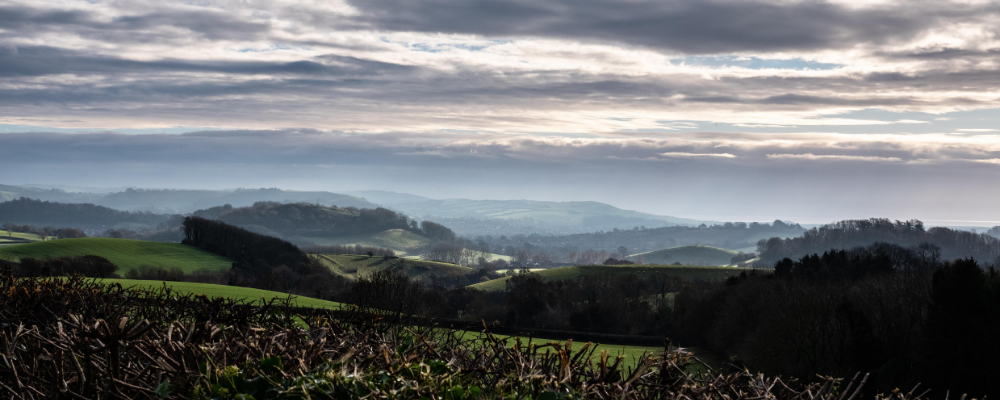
0, 274, 936, 399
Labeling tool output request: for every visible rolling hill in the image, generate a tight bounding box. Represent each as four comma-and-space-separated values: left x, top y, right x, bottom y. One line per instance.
1, 185, 377, 214
0, 238, 232, 273
313, 254, 473, 279
470, 264, 750, 291
629, 245, 737, 266
298, 229, 431, 255
100, 279, 343, 309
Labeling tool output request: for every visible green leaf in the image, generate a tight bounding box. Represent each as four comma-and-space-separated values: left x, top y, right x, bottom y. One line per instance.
260, 356, 283, 373
154, 381, 172, 399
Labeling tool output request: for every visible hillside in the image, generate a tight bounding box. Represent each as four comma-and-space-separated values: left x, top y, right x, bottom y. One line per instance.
381, 198, 711, 236
299, 229, 431, 255
313, 254, 473, 279
0, 238, 232, 273
101, 279, 342, 309
471, 264, 749, 291
0, 185, 377, 214
630, 245, 737, 266
0, 197, 171, 233
191, 202, 448, 254
0, 231, 46, 248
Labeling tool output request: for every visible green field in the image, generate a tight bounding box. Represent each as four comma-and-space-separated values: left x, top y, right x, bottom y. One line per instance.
0, 238, 232, 273
629, 245, 737, 266
454, 330, 662, 367
315, 254, 474, 279
97, 278, 344, 309
298, 229, 431, 255
471, 264, 749, 291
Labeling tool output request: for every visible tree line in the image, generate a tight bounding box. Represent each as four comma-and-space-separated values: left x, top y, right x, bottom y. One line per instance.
0, 197, 170, 234
756, 218, 1000, 267
2, 222, 87, 239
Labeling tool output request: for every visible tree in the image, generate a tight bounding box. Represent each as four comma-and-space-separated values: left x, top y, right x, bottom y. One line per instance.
617, 246, 628, 259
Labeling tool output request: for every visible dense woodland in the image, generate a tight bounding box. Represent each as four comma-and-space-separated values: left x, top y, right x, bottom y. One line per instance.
0, 197, 170, 233
756, 218, 1000, 267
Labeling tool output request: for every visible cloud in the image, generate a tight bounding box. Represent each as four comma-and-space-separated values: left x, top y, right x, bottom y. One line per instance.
660, 152, 736, 158
766, 153, 905, 162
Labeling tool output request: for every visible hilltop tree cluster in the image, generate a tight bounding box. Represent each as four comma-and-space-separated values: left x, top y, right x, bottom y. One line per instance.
756, 218, 1000, 267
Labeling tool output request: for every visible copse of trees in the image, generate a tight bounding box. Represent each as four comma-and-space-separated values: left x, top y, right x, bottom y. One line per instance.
181, 216, 349, 298
756, 218, 1000, 267
3, 255, 118, 278
2, 222, 87, 239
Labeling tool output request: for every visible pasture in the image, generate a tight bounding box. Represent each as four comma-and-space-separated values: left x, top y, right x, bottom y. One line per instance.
629, 245, 737, 266
297, 228, 430, 255
0, 238, 232, 273
471, 264, 751, 291
98, 278, 344, 309
314, 253, 474, 279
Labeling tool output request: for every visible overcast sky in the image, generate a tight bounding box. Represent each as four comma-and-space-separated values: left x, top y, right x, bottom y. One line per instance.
2, 0, 1000, 225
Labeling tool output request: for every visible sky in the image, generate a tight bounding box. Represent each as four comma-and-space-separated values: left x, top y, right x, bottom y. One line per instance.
2, 0, 1000, 225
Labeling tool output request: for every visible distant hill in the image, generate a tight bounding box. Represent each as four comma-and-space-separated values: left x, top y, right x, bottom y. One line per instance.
0, 185, 376, 214
375, 198, 711, 236
313, 254, 473, 279
0, 238, 232, 273
0, 197, 171, 234
470, 264, 748, 291
756, 218, 1000, 267
188, 202, 449, 254
630, 245, 737, 266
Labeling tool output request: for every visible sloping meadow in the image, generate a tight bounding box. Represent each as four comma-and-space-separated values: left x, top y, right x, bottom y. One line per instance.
0, 274, 924, 399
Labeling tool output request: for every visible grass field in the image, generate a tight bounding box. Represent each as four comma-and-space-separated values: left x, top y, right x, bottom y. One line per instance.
471, 264, 750, 291
0, 238, 232, 273
453, 330, 662, 367
314, 254, 474, 279
629, 245, 737, 266
97, 279, 344, 309
297, 229, 431, 255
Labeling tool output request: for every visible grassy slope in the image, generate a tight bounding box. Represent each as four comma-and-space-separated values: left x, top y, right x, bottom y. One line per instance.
314, 254, 474, 279
454, 331, 661, 367
471, 264, 748, 292
104, 278, 654, 365
0, 238, 232, 273
630, 245, 737, 266
297, 229, 431, 255
98, 279, 343, 309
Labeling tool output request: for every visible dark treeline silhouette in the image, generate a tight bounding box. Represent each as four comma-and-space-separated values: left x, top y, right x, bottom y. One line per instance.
0, 197, 171, 234
675, 243, 999, 398
756, 218, 1000, 267
2, 255, 118, 278
181, 216, 349, 298
2, 222, 88, 239
301, 244, 397, 257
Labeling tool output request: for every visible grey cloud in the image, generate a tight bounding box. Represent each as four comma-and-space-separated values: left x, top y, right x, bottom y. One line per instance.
0, 4, 270, 43
344, 0, 994, 54
0, 46, 414, 77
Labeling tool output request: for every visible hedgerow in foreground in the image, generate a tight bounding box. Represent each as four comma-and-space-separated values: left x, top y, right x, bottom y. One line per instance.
0, 275, 948, 399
